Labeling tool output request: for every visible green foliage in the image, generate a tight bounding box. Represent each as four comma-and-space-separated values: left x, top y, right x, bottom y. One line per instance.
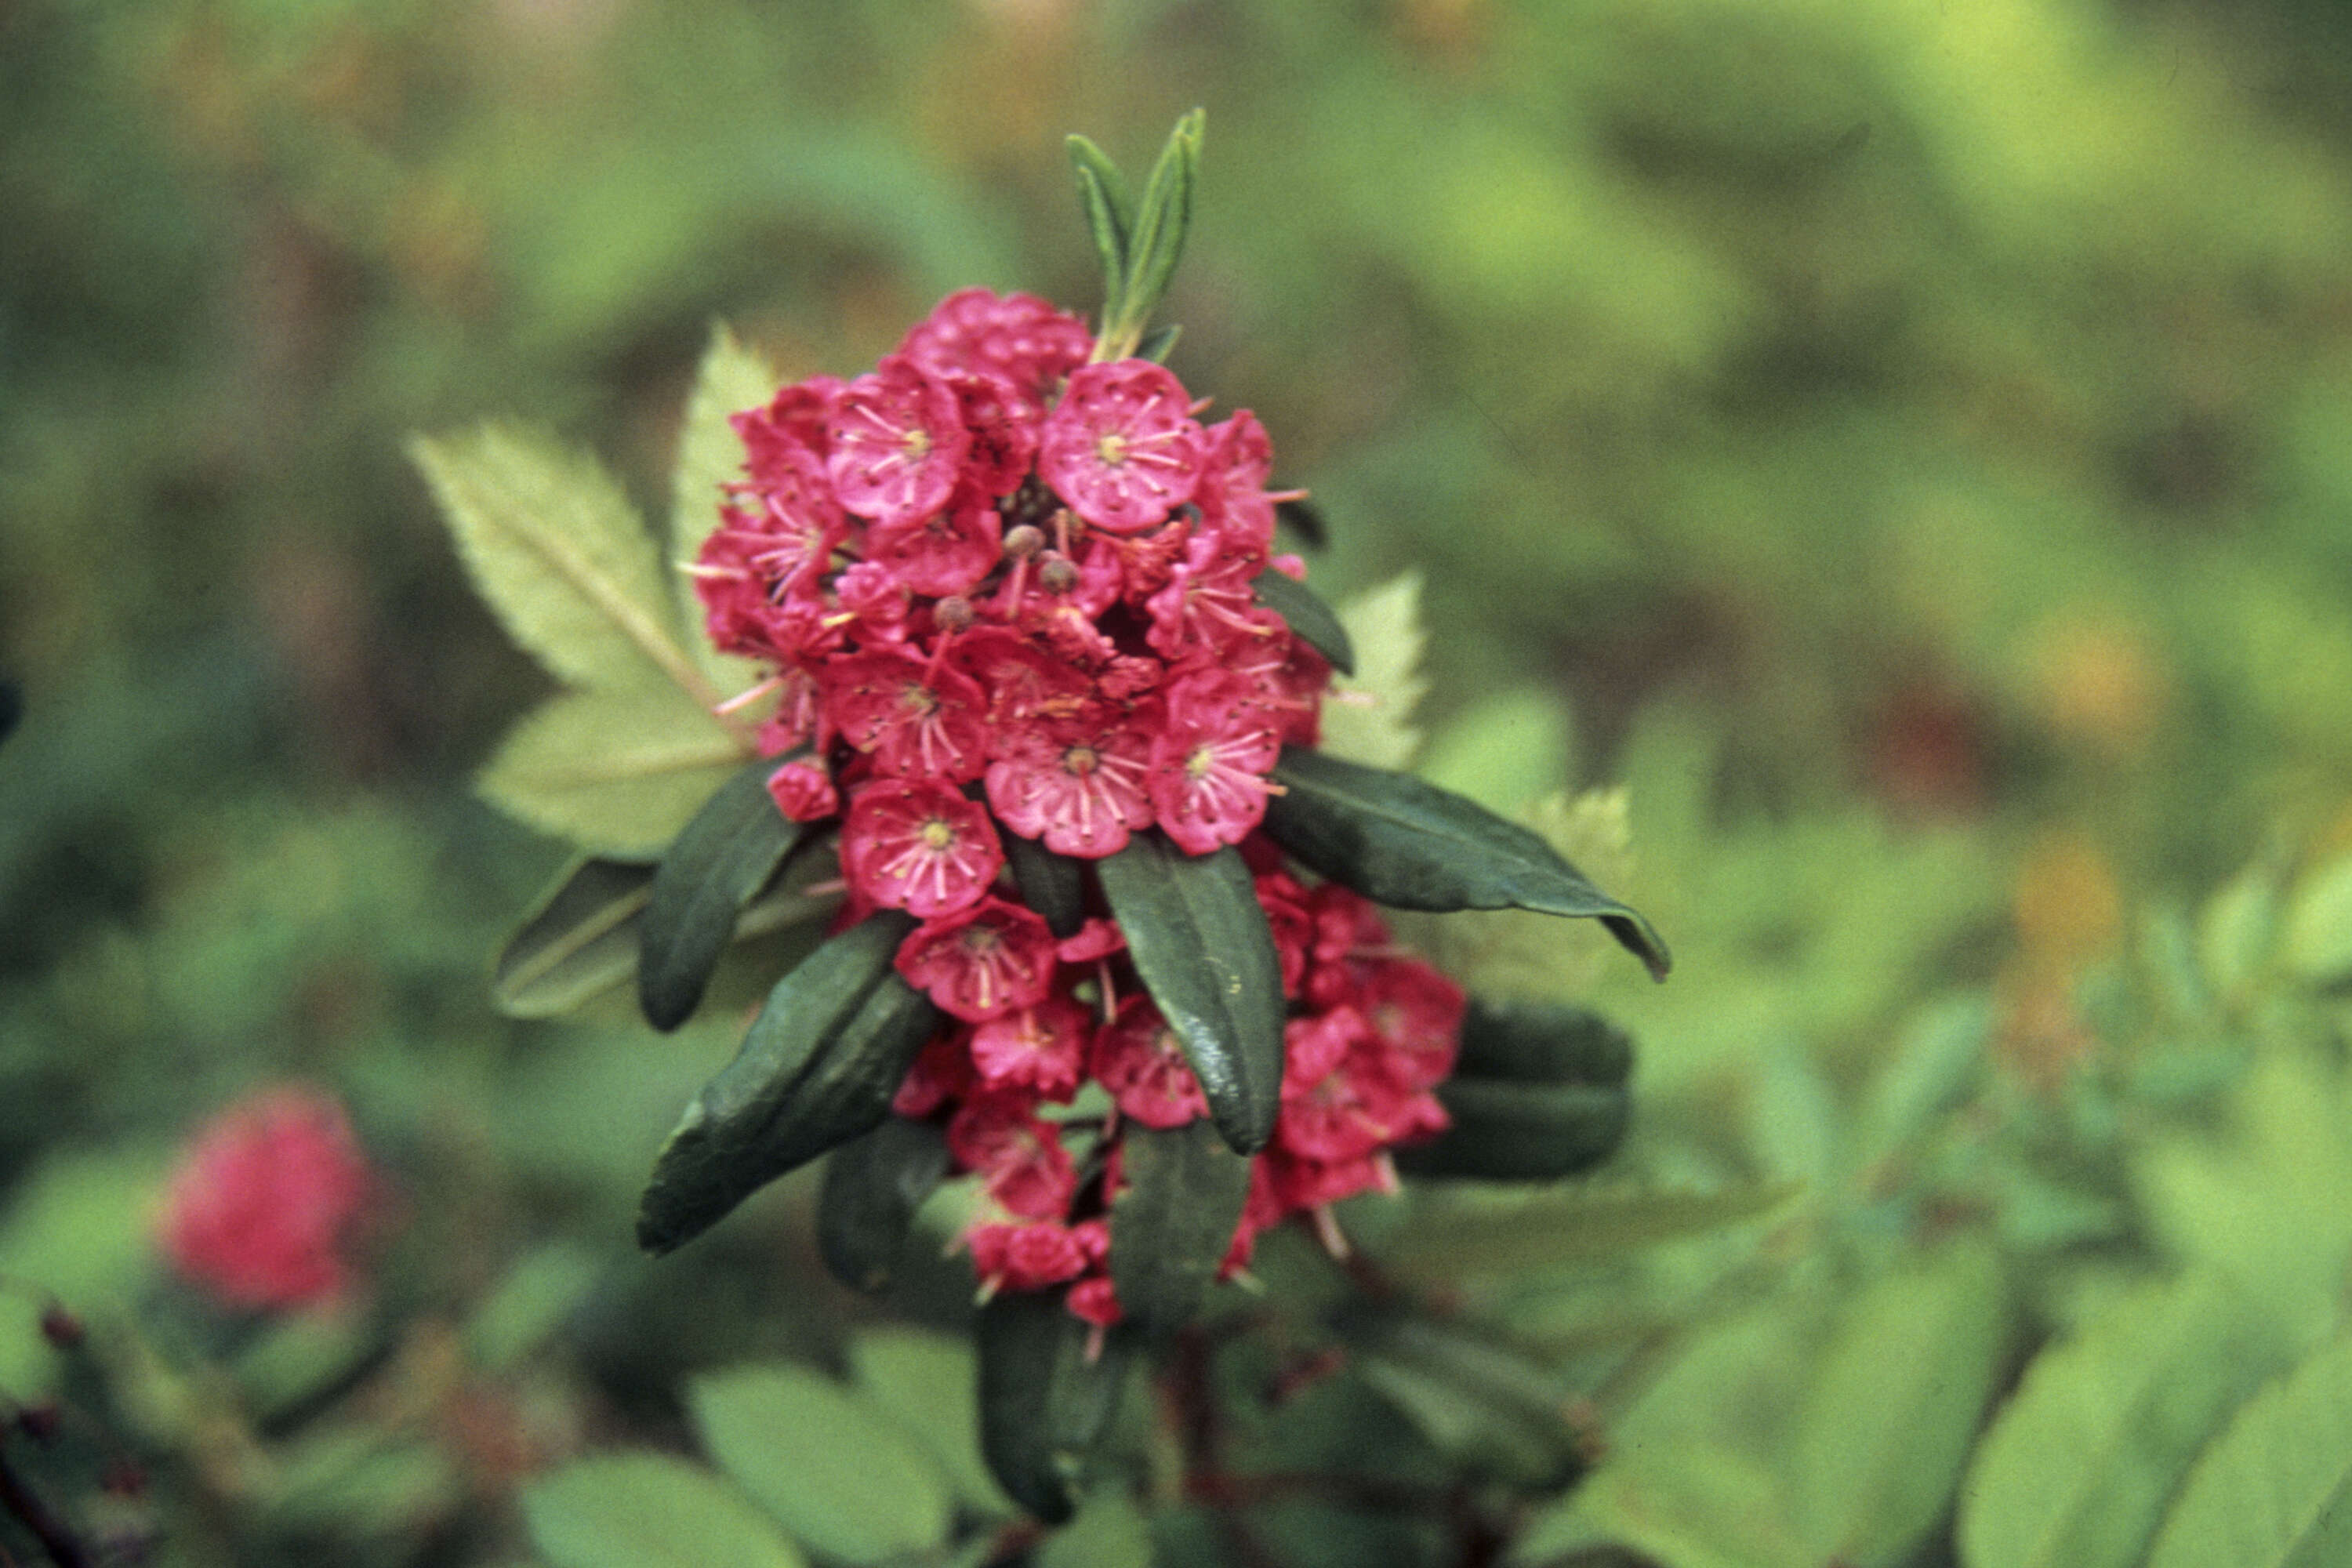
523, 1453, 807, 1568
2144, 1330, 2352, 1568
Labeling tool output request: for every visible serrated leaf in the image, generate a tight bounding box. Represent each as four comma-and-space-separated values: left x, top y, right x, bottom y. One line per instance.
478, 685, 750, 858
2285, 852, 2352, 986
1251, 569, 1356, 675
689, 1363, 951, 1564
637, 912, 938, 1254
818, 1116, 950, 1294
412, 424, 717, 702
640, 757, 808, 1031
1375, 1182, 1797, 1283
1265, 747, 1670, 980
2145, 1328, 2352, 1568
1316, 572, 1426, 770
669, 324, 780, 694
849, 1327, 1018, 1520
1094, 834, 1286, 1154
1392, 1077, 1628, 1181
1109, 1118, 1253, 1334
524, 1454, 806, 1568
1793, 1241, 2007, 1567
1959, 1270, 2284, 1568
977, 1292, 1137, 1524
493, 856, 655, 1017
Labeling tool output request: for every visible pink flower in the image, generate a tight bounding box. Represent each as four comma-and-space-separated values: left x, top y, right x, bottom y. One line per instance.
983, 704, 1156, 858
949, 1099, 1077, 1220
895, 897, 1058, 1021
968, 1221, 1092, 1289
158, 1087, 377, 1312
826, 355, 971, 526
1036, 361, 1205, 534
970, 996, 1090, 1099
1358, 960, 1466, 1092
841, 778, 1004, 919
733, 376, 840, 477
766, 756, 839, 822
825, 648, 989, 782
869, 488, 1003, 599
1091, 996, 1210, 1128
897, 287, 1092, 412
1147, 672, 1284, 855
1193, 411, 1279, 552
1065, 1272, 1123, 1326
893, 1035, 976, 1117
1145, 532, 1281, 662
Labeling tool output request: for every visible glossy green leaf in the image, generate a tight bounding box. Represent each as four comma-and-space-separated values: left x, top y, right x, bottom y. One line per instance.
411, 424, 717, 703
817, 1116, 950, 1294
1250, 568, 1356, 675
668, 323, 779, 693
523, 1454, 805, 1568
1004, 832, 1086, 939
1392, 1077, 1628, 1181
1960, 1270, 2282, 1568
688, 1363, 952, 1564
2146, 1328, 2352, 1568
1452, 998, 1633, 1087
1094, 834, 1286, 1154
849, 1328, 1018, 1519
478, 685, 750, 858
493, 855, 655, 1018
637, 912, 937, 1254
1316, 572, 1425, 770
1794, 1240, 2008, 1566
977, 1291, 1137, 1524
1263, 746, 1670, 981
1109, 1118, 1253, 1334
1374, 1181, 1797, 1283
639, 756, 808, 1031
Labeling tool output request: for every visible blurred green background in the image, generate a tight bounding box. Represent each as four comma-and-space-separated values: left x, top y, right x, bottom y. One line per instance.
6, 0, 2352, 1564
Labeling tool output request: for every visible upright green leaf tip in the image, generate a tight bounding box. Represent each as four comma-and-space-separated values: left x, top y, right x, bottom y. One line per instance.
1087, 109, 1205, 363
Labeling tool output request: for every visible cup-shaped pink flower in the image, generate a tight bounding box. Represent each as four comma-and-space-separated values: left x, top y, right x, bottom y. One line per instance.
895, 897, 1058, 1022
842, 777, 1004, 920
826, 355, 971, 527
1036, 361, 1205, 534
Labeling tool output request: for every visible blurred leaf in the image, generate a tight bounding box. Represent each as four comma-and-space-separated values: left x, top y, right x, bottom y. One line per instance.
639, 756, 807, 1031
1959, 1270, 2284, 1568
849, 1327, 1018, 1520
2146, 1329, 2352, 1568
976, 1292, 1138, 1525
1525, 1440, 1809, 1568
1097, 836, 1287, 1155
1316, 572, 1427, 771
269, 1429, 458, 1538
412, 425, 718, 703
234, 1310, 379, 1421
523, 1453, 806, 1568
493, 856, 655, 1018
1421, 688, 1576, 817
1350, 1315, 1583, 1489
1376, 1182, 1797, 1283
2198, 858, 2282, 1002
1394, 1076, 1628, 1181
2283, 852, 2352, 986
1039, 1492, 1153, 1568
479, 686, 747, 858
1792, 1241, 2008, 1567
1109, 1116, 1254, 1334
465, 1241, 604, 1374
1847, 993, 1992, 1178
669, 324, 779, 695
688, 1363, 951, 1563
0, 1145, 169, 1392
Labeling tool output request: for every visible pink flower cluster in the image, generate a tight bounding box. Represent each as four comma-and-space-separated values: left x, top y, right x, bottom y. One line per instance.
695, 289, 1464, 1323
157, 1087, 377, 1312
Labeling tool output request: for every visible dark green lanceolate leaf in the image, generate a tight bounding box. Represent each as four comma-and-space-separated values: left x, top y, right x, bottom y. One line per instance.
1274, 495, 1328, 550
1094, 834, 1285, 1154
1004, 832, 1086, 938
1344, 1312, 1587, 1491
1251, 569, 1356, 676
817, 1116, 951, 1294
1392, 1078, 1628, 1181
1263, 747, 1671, 981
640, 756, 810, 1031
1109, 1119, 1253, 1334
1454, 998, 1633, 1087
494, 856, 654, 1018
976, 1291, 1137, 1523
637, 912, 937, 1254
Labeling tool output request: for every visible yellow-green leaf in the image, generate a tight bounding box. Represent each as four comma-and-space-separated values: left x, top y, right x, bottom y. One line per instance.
522, 1453, 806, 1568
849, 1327, 1018, 1520
2284, 852, 2352, 987
2147, 1328, 2352, 1568
413, 423, 718, 703
669, 325, 780, 693
1375, 1181, 1797, 1283
478, 686, 748, 857
1316, 572, 1427, 771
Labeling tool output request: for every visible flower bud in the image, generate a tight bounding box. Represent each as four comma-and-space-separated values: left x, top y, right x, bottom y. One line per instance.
38, 1304, 82, 1350
1003, 524, 1046, 560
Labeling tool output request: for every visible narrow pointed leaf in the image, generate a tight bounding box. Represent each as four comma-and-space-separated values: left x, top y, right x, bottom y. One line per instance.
494, 856, 655, 1018
411, 425, 717, 703
1961, 1271, 2283, 1568
1250, 569, 1356, 675
669, 324, 779, 693
976, 1291, 1137, 1523
1073, 165, 1128, 324
1135, 324, 1181, 364
1392, 1077, 1628, 1181
2146, 1327, 2352, 1568
817, 1117, 951, 1294
478, 684, 750, 857
1264, 746, 1670, 980
1454, 998, 1634, 1087
1109, 1118, 1252, 1334
1066, 136, 1132, 269
637, 912, 936, 1254
1094, 834, 1285, 1153
1004, 832, 1085, 939
1120, 108, 1202, 333
640, 756, 808, 1031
